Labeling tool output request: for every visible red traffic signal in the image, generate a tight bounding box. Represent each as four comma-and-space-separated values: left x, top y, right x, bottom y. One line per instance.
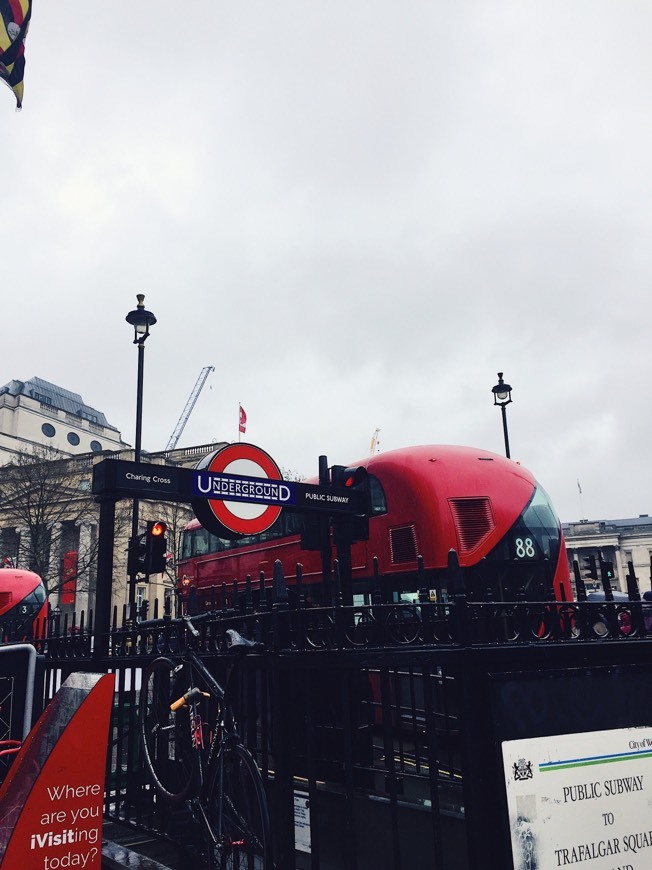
332, 465, 368, 489
145, 520, 168, 575
148, 521, 167, 537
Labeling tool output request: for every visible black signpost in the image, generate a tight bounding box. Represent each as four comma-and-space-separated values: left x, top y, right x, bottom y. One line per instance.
91, 454, 370, 657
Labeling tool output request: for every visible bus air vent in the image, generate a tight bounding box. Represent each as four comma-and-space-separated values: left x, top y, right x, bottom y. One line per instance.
449, 498, 495, 552
389, 525, 418, 564
0, 591, 12, 609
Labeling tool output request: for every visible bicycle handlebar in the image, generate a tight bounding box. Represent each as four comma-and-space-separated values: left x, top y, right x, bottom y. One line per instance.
136, 613, 264, 652
170, 686, 210, 711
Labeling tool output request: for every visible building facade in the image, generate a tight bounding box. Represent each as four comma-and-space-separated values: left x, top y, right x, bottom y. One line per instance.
0, 376, 130, 461
0, 374, 224, 617
563, 516, 652, 596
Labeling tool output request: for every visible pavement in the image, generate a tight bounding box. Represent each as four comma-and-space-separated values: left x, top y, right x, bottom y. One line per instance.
102, 818, 192, 870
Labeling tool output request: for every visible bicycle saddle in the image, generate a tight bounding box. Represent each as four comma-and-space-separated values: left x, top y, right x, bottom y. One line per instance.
225, 629, 262, 651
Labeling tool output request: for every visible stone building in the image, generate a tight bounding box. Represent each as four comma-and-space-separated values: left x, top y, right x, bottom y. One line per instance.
0, 375, 222, 616
0, 377, 130, 460
563, 516, 652, 597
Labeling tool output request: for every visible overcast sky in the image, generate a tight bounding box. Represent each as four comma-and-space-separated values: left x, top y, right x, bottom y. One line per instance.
3, 1, 651, 523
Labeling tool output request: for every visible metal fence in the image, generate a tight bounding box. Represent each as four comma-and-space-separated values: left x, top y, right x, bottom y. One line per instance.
7, 556, 652, 869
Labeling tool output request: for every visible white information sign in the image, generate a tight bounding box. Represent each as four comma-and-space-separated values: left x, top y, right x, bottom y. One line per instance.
502, 727, 652, 870
294, 791, 311, 854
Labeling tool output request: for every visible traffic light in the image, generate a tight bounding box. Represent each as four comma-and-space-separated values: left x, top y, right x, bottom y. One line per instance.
145, 521, 168, 575
331, 465, 370, 542
127, 534, 147, 577
331, 465, 368, 492
581, 554, 598, 582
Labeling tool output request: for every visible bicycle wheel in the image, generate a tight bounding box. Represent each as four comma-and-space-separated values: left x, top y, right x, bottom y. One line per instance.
205, 742, 271, 870
139, 656, 198, 804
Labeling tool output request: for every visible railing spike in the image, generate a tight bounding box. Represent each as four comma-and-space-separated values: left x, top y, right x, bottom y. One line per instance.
273, 560, 289, 607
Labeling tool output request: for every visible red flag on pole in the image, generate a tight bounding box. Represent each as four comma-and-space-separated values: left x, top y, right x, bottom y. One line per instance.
239, 404, 247, 434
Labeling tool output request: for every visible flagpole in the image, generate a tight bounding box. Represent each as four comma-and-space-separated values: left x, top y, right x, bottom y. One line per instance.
577, 480, 585, 521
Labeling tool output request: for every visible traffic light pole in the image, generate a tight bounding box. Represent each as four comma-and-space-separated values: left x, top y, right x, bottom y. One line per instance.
128, 338, 146, 606
94, 497, 116, 660
318, 456, 333, 605
334, 521, 354, 607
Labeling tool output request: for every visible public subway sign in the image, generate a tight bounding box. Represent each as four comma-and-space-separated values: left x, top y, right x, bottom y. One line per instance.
92, 444, 368, 540
502, 726, 652, 870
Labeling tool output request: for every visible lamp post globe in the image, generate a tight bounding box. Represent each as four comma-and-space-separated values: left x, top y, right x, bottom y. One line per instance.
491, 372, 512, 459
126, 294, 157, 346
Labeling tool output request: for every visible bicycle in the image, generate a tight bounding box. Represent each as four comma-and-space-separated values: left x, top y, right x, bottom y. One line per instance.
138, 613, 271, 869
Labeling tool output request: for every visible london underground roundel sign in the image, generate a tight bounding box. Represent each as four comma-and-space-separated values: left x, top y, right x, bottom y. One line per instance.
191, 443, 285, 539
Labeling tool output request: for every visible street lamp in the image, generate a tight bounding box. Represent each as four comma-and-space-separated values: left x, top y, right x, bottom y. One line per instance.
125, 294, 157, 604
491, 372, 512, 459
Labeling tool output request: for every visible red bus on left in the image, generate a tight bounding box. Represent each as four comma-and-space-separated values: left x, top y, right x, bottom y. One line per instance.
0, 569, 48, 641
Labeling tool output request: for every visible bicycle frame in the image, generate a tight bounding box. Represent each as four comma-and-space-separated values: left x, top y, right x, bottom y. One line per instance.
139, 618, 271, 868
169, 646, 246, 845
184, 651, 221, 758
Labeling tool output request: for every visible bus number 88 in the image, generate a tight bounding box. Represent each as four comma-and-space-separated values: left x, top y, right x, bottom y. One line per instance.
515, 537, 536, 559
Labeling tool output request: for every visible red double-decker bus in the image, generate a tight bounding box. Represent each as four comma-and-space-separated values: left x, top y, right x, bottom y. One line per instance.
0, 568, 48, 640
177, 444, 572, 606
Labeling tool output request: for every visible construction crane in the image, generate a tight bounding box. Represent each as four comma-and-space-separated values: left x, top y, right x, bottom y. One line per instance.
369, 428, 381, 456
165, 366, 215, 451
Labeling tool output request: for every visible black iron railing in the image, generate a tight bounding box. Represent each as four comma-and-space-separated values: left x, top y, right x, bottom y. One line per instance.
4, 554, 652, 869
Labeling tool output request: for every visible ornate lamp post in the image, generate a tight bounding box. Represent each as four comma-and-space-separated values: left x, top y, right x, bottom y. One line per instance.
491, 372, 512, 459
125, 294, 157, 604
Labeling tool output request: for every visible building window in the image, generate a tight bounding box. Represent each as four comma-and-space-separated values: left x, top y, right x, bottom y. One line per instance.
41, 423, 56, 438
67, 432, 80, 446
0, 528, 20, 567
90, 440, 103, 453
31, 391, 52, 405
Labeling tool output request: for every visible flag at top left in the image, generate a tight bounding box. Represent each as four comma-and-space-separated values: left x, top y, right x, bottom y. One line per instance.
0, 0, 31, 109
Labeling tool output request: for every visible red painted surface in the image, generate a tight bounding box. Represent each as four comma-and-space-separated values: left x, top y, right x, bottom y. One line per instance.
0, 672, 115, 869
60, 552, 78, 607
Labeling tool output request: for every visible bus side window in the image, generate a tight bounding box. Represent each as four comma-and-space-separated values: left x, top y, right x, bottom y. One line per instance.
195, 529, 210, 556
208, 533, 223, 553
181, 532, 193, 560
